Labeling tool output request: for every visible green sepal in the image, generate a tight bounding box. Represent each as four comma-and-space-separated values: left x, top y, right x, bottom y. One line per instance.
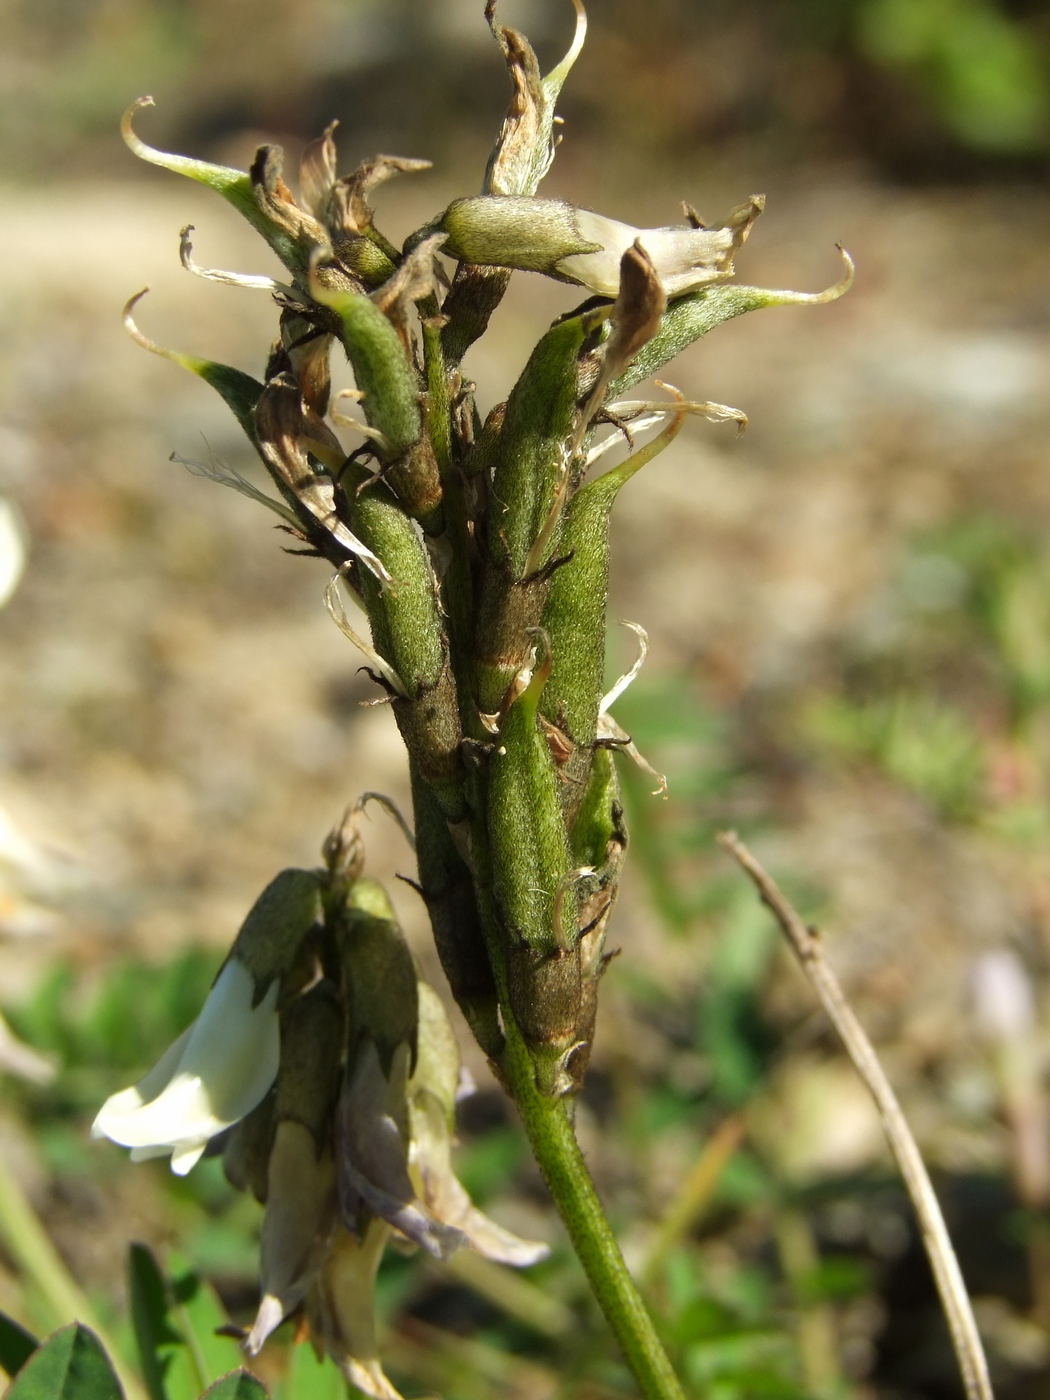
122, 100, 302, 272
611, 275, 851, 399
0, 1312, 38, 1380
199, 1373, 270, 1400
340, 877, 420, 1074
274, 980, 344, 1147
222, 1091, 275, 1205
5, 1324, 121, 1400
308, 281, 422, 456
225, 869, 325, 1006
487, 308, 592, 574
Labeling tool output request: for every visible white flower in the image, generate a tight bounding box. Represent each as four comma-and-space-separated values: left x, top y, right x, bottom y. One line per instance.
92, 959, 280, 1176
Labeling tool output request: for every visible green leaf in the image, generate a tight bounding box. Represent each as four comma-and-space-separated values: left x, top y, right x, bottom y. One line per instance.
0, 1311, 38, 1379
281, 1345, 344, 1400
126, 1245, 244, 1400
167, 1255, 245, 1388
128, 1243, 184, 1400
5, 1323, 122, 1400
200, 1372, 270, 1400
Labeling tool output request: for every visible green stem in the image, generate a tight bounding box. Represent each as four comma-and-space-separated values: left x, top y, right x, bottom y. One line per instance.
0, 1148, 148, 1400
502, 1025, 687, 1400
464, 789, 685, 1399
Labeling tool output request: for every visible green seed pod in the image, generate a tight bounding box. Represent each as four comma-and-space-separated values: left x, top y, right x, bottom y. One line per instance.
411, 763, 503, 1058
345, 465, 465, 819
310, 280, 422, 456
314, 279, 446, 532
541, 410, 689, 818
487, 648, 581, 1091
339, 877, 420, 1076
475, 310, 595, 715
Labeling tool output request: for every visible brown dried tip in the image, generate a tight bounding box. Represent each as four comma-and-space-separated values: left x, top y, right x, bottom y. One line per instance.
576, 241, 666, 451
331, 154, 433, 238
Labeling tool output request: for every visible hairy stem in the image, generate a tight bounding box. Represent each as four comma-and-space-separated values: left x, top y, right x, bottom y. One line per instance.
502, 1024, 686, 1400
465, 799, 685, 1399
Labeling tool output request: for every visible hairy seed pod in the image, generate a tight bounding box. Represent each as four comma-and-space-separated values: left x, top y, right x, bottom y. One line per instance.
475, 310, 595, 714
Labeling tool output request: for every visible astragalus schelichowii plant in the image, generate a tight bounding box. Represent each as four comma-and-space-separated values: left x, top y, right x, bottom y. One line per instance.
92, 3, 852, 1396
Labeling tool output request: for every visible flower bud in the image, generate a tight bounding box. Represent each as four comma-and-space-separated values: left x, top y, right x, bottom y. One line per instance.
440, 193, 764, 299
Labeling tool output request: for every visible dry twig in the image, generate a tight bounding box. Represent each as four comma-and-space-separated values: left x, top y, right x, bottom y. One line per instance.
717, 830, 994, 1400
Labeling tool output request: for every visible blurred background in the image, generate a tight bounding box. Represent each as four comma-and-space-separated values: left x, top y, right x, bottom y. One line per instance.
1, 0, 1050, 1396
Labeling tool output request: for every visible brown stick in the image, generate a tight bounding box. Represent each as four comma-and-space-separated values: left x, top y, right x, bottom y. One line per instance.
717, 830, 994, 1400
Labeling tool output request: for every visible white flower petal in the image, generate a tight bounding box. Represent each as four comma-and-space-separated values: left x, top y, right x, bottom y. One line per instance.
92, 960, 280, 1171
129, 1145, 176, 1163
170, 1141, 207, 1176
91, 1026, 194, 1139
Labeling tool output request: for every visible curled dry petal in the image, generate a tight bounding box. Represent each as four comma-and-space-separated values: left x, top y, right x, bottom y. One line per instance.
484, 0, 587, 196
338, 1040, 464, 1259
254, 374, 394, 586
92, 960, 280, 1176
576, 240, 666, 452
408, 984, 549, 1266
331, 154, 433, 239
299, 121, 340, 223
